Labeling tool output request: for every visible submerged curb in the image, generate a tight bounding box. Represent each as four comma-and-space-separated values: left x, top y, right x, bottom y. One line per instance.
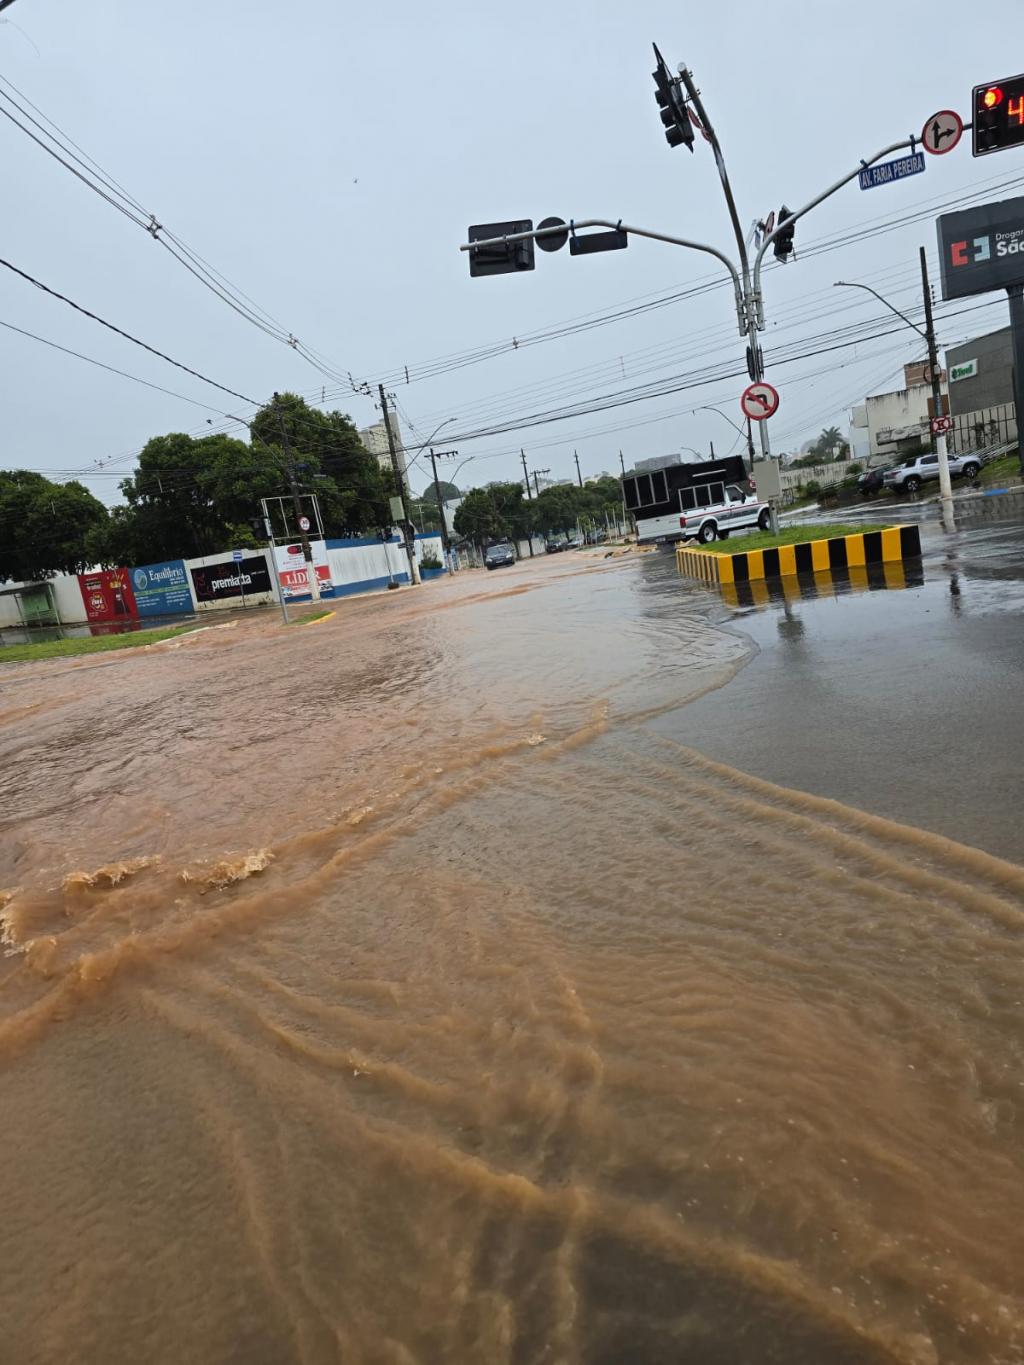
677, 524, 923, 586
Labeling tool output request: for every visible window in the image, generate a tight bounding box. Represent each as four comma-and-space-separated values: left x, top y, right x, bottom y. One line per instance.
922, 455, 938, 466
726, 485, 744, 504
695, 484, 712, 508
681, 488, 697, 511
623, 478, 640, 510
636, 474, 654, 506
651, 469, 668, 504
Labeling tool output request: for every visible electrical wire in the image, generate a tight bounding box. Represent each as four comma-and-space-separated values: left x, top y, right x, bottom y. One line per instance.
0, 255, 258, 404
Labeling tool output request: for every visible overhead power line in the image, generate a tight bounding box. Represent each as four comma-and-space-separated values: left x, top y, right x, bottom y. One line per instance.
0, 72, 358, 390
0, 255, 258, 405
0, 317, 230, 413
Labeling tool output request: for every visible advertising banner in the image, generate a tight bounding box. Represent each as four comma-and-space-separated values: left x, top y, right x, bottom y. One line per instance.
273, 541, 334, 599
937, 195, 1024, 300
131, 559, 193, 617
78, 569, 138, 623
190, 555, 272, 603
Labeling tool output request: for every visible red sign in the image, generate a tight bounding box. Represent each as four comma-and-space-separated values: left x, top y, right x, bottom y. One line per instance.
922, 109, 963, 156
740, 382, 780, 421
77, 568, 138, 623
931, 414, 954, 435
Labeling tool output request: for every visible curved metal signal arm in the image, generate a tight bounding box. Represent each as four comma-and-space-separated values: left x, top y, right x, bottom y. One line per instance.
750, 139, 917, 327
460, 219, 747, 336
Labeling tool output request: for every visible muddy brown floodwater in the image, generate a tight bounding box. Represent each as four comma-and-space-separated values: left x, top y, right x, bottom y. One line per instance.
1, 552, 1023, 1365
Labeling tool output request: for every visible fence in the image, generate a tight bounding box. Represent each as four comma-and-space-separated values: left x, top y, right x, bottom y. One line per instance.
947, 403, 1017, 456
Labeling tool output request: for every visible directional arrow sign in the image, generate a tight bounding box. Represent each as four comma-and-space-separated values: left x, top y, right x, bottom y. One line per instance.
922, 110, 963, 155
740, 382, 780, 421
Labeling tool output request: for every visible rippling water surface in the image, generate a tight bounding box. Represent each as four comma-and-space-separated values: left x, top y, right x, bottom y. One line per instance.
1, 552, 1022, 1365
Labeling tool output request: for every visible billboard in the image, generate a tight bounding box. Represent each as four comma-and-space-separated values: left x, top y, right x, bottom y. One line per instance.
190, 555, 272, 603
131, 560, 193, 617
937, 195, 1024, 300
273, 541, 335, 600
78, 569, 138, 623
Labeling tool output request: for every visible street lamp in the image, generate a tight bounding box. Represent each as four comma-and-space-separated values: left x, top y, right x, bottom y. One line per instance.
834, 271, 952, 511
696, 405, 755, 469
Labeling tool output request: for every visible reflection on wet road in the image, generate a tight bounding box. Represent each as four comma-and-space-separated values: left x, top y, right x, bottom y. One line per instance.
1, 537, 1022, 1364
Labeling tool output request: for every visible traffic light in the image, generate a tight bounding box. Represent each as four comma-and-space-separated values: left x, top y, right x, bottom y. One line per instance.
973, 74, 1024, 156
467, 220, 535, 277
773, 207, 796, 262
652, 44, 694, 152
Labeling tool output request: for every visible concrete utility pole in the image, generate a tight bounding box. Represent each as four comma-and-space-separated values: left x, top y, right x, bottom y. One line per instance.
532, 468, 550, 498
521, 449, 533, 498
919, 246, 954, 507
619, 450, 629, 534
379, 383, 420, 586
574, 450, 583, 487
429, 446, 458, 565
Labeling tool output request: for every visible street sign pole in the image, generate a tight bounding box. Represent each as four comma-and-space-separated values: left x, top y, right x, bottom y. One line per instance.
919, 246, 954, 509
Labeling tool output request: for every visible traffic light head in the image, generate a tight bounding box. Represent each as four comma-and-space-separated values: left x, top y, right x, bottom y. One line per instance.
973, 73, 1024, 155
652, 44, 694, 152
773, 207, 796, 262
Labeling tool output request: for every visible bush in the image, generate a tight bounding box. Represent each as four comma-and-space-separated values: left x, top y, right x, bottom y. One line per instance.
420, 553, 442, 570
804, 480, 821, 497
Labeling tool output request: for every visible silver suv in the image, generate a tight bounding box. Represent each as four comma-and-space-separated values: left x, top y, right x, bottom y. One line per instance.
883, 451, 982, 494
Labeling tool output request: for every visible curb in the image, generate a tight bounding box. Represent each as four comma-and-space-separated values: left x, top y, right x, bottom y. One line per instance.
677, 524, 922, 585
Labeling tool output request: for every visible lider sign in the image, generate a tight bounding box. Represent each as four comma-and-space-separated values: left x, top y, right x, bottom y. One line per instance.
936, 195, 1024, 300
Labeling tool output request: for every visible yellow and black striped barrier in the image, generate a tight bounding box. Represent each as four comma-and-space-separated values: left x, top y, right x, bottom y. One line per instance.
719, 559, 923, 609
677, 524, 922, 586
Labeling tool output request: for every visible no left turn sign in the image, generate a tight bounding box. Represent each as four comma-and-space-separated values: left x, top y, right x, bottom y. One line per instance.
922, 110, 963, 155
740, 382, 780, 421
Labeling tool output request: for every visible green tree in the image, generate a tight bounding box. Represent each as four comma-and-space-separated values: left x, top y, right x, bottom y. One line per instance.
0, 471, 109, 582
453, 488, 507, 545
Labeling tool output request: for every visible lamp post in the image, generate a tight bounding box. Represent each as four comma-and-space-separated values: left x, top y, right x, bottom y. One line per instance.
834, 266, 952, 513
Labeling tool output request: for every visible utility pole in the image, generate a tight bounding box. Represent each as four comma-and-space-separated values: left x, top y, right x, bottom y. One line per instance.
619, 449, 629, 536
919, 248, 954, 508
429, 447, 458, 566
521, 449, 533, 498
709, 440, 715, 458
532, 468, 550, 498
379, 384, 420, 585
574, 450, 583, 487
273, 399, 320, 603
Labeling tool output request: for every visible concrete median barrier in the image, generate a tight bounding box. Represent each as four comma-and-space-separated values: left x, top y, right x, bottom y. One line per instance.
677, 524, 922, 587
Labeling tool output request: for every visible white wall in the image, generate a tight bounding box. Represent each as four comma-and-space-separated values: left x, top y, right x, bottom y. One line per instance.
864, 384, 937, 459
0, 573, 92, 628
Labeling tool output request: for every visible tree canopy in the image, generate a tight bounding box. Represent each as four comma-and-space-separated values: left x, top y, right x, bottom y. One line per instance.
453, 476, 624, 545
0, 471, 108, 582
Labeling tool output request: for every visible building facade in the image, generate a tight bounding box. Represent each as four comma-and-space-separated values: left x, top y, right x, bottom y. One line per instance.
359, 416, 407, 474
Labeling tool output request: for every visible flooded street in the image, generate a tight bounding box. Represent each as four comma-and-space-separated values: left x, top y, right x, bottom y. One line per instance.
2, 546, 1023, 1364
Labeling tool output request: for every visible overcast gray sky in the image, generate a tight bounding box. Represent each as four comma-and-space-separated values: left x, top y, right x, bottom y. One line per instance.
1, 0, 1021, 503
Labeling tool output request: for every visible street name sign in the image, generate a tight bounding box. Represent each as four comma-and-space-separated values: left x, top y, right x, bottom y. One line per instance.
858, 153, 926, 190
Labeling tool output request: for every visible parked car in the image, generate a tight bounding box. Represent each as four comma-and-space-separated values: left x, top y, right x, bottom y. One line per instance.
544, 540, 566, 554
883, 451, 982, 494
857, 467, 891, 497
484, 543, 516, 570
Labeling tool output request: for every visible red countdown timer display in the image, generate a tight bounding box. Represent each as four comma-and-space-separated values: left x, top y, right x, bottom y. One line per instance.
973, 74, 1024, 156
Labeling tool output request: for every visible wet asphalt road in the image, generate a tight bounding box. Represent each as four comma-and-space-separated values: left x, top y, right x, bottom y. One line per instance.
648, 507, 1024, 862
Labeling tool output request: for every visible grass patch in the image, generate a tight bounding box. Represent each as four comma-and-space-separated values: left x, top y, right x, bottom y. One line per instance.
286, 607, 334, 625
0, 623, 199, 664
698, 523, 885, 554
975, 452, 1021, 487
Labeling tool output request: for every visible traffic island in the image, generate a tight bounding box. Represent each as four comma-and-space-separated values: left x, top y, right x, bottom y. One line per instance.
676, 523, 922, 585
